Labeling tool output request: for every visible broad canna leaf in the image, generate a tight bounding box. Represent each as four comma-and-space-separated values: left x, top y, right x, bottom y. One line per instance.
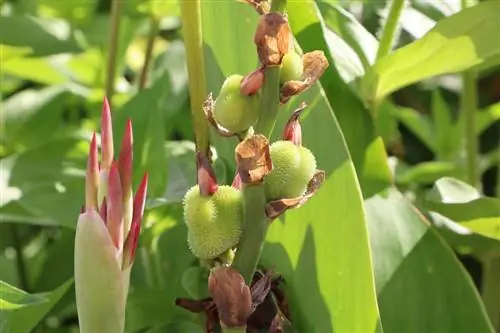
425, 177, 500, 241
362, 1, 500, 103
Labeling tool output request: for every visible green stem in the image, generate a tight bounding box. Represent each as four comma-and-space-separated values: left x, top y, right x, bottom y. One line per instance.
231, 185, 269, 284
10, 224, 29, 291
462, 70, 480, 189
180, 0, 210, 158
481, 254, 500, 331
496, 147, 500, 199
375, 0, 405, 60
138, 17, 160, 91
105, 0, 123, 105
254, 68, 281, 137
231, 0, 287, 287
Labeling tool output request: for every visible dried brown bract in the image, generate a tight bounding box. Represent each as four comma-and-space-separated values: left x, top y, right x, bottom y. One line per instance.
208, 266, 253, 329
254, 13, 292, 66
265, 169, 325, 219
235, 134, 273, 185
280, 51, 329, 104
241, 0, 270, 15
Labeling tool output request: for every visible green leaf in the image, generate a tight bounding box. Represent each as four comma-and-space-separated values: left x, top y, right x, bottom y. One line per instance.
395, 161, 465, 185
425, 177, 500, 241
202, 1, 382, 331
365, 188, 494, 332
431, 89, 459, 159
125, 205, 199, 332
0, 15, 81, 57
0, 137, 86, 228
1, 56, 69, 85
38, 0, 98, 27
1, 86, 70, 149
0, 279, 73, 333
0, 281, 47, 310
287, 0, 392, 198
263, 170, 381, 332
476, 103, 500, 135
0, 44, 32, 61
362, 1, 500, 102
393, 107, 435, 152
113, 73, 169, 198
317, 2, 378, 68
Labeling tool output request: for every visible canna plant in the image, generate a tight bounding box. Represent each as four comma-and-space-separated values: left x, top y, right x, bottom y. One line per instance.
176, 2, 328, 332
74, 98, 148, 333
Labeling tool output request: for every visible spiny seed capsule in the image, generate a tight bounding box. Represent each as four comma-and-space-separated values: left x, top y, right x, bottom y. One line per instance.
183, 185, 243, 259
213, 74, 260, 133
279, 52, 304, 84
264, 140, 316, 201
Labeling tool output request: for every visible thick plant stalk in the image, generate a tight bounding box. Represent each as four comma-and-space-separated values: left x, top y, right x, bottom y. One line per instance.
180, 0, 210, 158
139, 17, 160, 91
462, 70, 479, 189
482, 254, 500, 331
375, 0, 406, 60
105, 0, 123, 105
230, 185, 269, 284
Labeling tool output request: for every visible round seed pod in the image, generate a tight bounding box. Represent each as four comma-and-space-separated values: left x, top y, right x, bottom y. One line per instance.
213, 75, 260, 133
264, 140, 316, 201
279, 52, 304, 84
183, 185, 243, 259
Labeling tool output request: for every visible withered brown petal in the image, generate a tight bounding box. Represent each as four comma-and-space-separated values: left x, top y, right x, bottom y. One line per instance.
279, 80, 307, 104
174, 297, 213, 313
203, 93, 235, 138
254, 13, 291, 66
279, 51, 329, 103
250, 271, 273, 311
302, 50, 329, 83
265, 169, 326, 219
208, 266, 253, 328
235, 134, 272, 185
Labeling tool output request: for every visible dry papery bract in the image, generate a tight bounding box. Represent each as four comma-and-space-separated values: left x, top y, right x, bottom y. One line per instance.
235, 134, 273, 185
238, 0, 270, 14
265, 169, 325, 219
254, 12, 292, 67
280, 50, 329, 104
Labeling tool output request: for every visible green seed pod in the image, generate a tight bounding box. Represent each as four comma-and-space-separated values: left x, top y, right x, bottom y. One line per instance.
280, 52, 304, 84
213, 75, 260, 133
183, 185, 243, 259
264, 140, 316, 201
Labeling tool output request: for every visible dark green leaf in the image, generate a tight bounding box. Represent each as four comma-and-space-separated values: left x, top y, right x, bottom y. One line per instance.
0, 15, 81, 56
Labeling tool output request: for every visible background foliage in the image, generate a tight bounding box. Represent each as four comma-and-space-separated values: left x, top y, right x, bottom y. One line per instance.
0, 0, 499, 332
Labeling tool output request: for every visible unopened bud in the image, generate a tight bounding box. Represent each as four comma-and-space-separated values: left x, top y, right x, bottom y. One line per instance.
196, 151, 218, 196
254, 13, 292, 66
282, 102, 307, 146
240, 68, 265, 96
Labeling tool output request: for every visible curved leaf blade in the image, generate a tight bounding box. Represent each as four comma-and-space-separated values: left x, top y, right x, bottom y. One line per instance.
362, 1, 500, 102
